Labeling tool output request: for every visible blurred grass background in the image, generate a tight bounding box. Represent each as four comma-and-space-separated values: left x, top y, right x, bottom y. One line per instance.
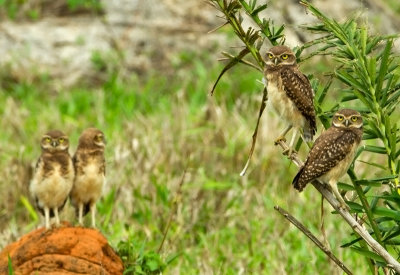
0, 48, 369, 274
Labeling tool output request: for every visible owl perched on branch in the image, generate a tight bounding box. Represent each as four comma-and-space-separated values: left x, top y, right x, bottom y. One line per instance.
70, 128, 106, 228
30, 130, 74, 229
292, 109, 363, 209
264, 45, 317, 156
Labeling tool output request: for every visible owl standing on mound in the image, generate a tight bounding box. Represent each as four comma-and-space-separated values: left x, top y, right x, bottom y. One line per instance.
264, 45, 317, 156
70, 128, 106, 228
30, 130, 74, 229
292, 109, 363, 209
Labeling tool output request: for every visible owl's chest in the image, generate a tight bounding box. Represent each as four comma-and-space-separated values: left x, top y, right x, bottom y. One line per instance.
82, 162, 102, 177
44, 157, 73, 180
319, 141, 360, 182
266, 73, 303, 125
77, 155, 105, 179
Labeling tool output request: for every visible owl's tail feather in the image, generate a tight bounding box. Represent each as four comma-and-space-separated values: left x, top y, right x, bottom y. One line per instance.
292, 166, 307, 192
303, 119, 316, 142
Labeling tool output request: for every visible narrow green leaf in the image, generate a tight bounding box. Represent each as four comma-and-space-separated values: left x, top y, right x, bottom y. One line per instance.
336, 70, 365, 94
383, 227, 400, 242
353, 180, 382, 187
347, 201, 364, 212
360, 27, 367, 56
384, 239, 400, 245
337, 182, 355, 191
376, 40, 393, 97
20, 195, 38, 221
366, 57, 376, 90
366, 36, 382, 54
356, 160, 387, 171
380, 73, 393, 106
360, 145, 387, 154
251, 4, 268, 16
341, 236, 363, 248
210, 48, 250, 95
341, 95, 358, 102
350, 246, 386, 262
8, 255, 14, 275
355, 175, 397, 186
372, 207, 400, 221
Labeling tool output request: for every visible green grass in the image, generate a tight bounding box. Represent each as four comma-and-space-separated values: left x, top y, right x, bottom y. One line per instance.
0, 55, 369, 274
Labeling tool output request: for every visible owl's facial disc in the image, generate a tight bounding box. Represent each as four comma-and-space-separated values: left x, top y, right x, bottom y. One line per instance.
94, 134, 106, 147
51, 140, 58, 147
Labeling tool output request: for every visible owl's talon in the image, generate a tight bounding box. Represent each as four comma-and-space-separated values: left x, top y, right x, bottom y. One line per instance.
282, 148, 296, 158
274, 136, 287, 145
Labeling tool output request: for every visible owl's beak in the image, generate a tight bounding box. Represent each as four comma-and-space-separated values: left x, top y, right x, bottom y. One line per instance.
51, 141, 57, 147
274, 58, 278, 65
345, 119, 349, 127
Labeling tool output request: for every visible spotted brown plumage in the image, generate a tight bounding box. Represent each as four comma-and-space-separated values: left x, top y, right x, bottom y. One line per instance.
264, 45, 317, 156
70, 128, 106, 227
30, 130, 74, 229
292, 109, 363, 208
280, 67, 316, 138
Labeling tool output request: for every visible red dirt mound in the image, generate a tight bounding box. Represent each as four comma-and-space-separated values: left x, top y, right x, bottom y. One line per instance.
0, 223, 123, 274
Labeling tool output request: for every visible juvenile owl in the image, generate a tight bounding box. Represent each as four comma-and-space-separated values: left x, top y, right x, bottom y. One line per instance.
264, 45, 317, 155
292, 109, 363, 208
30, 130, 74, 229
70, 128, 106, 227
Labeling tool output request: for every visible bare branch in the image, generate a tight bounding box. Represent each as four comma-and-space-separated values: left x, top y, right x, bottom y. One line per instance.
274, 205, 353, 275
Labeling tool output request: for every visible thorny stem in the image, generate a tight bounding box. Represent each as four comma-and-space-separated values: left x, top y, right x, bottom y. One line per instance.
213, 0, 264, 68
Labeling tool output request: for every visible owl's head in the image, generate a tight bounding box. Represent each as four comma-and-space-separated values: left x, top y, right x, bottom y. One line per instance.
41, 130, 69, 152
77, 127, 106, 150
332, 109, 363, 129
264, 45, 296, 68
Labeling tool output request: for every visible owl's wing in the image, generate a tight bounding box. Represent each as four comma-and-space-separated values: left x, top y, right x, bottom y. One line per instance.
100, 154, 106, 176
293, 128, 358, 190
281, 67, 317, 134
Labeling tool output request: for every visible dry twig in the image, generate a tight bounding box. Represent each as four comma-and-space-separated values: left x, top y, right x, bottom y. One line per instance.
274, 205, 352, 275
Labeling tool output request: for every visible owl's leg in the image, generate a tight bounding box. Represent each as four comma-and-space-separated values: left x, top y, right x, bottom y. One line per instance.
329, 180, 349, 210
90, 203, 96, 228
286, 127, 299, 157
54, 207, 60, 227
78, 203, 84, 225
44, 207, 50, 229
274, 125, 292, 145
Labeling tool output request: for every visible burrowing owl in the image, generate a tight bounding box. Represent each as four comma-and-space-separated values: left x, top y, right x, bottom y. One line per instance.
70, 128, 106, 227
292, 109, 363, 208
30, 130, 74, 229
264, 45, 317, 155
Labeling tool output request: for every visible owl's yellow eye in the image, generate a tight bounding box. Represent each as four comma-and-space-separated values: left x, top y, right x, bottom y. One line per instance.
351, 116, 358, 122
281, 54, 289, 60
337, 115, 344, 121
59, 138, 65, 143
45, 137, 51, 143
95, 135, 103, 142
268, 53, 274, 59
